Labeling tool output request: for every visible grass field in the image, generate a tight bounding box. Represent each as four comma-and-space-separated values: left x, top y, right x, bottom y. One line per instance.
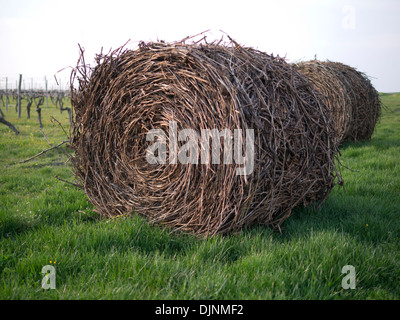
0, 93, 399, 300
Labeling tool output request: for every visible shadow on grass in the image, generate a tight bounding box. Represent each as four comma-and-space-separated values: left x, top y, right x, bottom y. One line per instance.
83, 191, 397, 263
0, 218, 38, 240
276, 190, 399, 247
1, 183, 397, 267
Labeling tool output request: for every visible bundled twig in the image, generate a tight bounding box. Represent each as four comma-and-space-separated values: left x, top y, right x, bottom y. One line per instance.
19, 140, 69, 163
70, 38, 342, 236
293, 60, 381, 143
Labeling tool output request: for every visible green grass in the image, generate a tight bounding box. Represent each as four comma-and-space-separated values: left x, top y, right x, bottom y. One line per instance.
0, 94, 399, 299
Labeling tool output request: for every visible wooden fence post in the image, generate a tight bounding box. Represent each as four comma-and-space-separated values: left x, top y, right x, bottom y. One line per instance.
5, 77, 8, 112
45, 76, 49, 108
18, 74, 22, 118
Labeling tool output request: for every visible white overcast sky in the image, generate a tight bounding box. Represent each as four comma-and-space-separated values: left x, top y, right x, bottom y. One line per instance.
0, 0, 399, 92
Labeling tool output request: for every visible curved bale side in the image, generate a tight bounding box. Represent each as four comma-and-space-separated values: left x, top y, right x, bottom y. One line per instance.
70, 41, 341, 236
294, 60, 381, 143
293, 60, 352, 143
327, 61, 381, 142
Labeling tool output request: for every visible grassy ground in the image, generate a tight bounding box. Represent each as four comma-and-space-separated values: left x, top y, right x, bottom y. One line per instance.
0, 94, 399, 300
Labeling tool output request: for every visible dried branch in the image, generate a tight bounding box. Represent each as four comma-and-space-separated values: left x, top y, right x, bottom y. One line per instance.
51, 116, 69, 138
20, 140, 69, 163
55, 175, 82, 189
0, 115, 19, 135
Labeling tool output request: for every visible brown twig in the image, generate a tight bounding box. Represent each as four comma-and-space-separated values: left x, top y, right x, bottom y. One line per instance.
40, 127, 70, 159
55, 175, 82, 189
20, 140, 69, 163
51, 116, 69, 138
